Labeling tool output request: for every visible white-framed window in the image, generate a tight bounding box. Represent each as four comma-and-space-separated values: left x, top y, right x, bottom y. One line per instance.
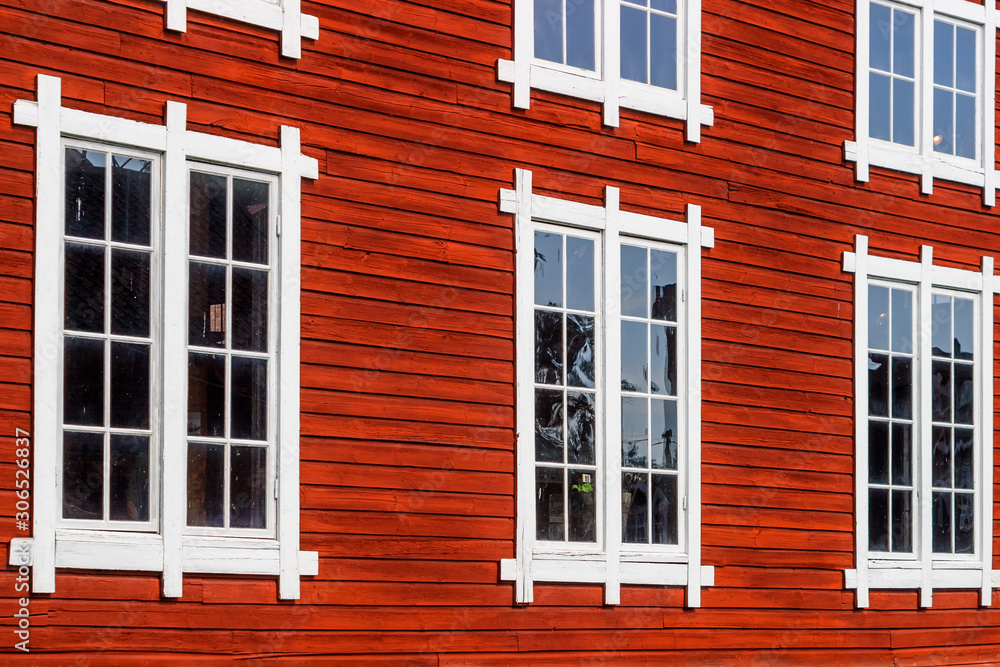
496, 0, 714, 137
13, 74, 319, 600
498, 169, 715, 605
845, 0, 998, 205
160, 0, 319, 59
843, 235, 997, 608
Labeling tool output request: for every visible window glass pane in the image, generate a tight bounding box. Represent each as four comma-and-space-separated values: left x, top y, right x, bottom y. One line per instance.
869, 487, 889, 551
933, 87, 954, 155
189, 172, 227, 259
566, 237, 594, 311
955, 492, 974, 553
567, 391, 595, 465
534, 232, 563, 308
932, 492, 952, 553
891, 422, 911, 485
230, 445, 267, 529
650, 324, 676, 396
932, 294, 952, 357
955, 93, 976, 160
893, 78, 915, 147
568, 469, 596, 541
232, 179, 269, 265
621, 245, 648, 317
187, 442, 225, 527
954, 428, 974, 490
64, 337, 104, 427
621, 5, 647, 83
232, 268, 268, 353
891, 357, 911, 420
869, 3, 891, 72
869, 73, 891, 141
868, 353, 889, 418
534, 0, 563, 64
188, 352, 226, 438
621, 320, 647, 392
111, 155, 151, 246
955, 27, 976, 93
622, 396, 648, 467
954, 362, 973, 425
111, 249, 150, 338
622, 471, 648, 543
566, 314, 595, 388
63, 431, 104, 520
231, 356, 267, 441
891, 489, 912, 552
65, 243, 105, 333
869, 420, 889, 484
890, 289, 911, 353
932, 360, 952, 422
110, 434, 149, 522
189, 262, 227, 348
652, 0, 675, 12
536, 467, 564, 540
535, 389, 564, 463
932, 426, 952, 488
566, 0, 595, 70
650, 13, 677, 90
535, 310, 563, 385
650, 249, 677, 321
954, 297, 974, 360
893, 8, 914, 78
868, 285, 889, 350
65, 148, 106, 240
933, 20, 953, 87
651, 473, 677, 544
650, 398, 677, 470
110, 342, 150, 430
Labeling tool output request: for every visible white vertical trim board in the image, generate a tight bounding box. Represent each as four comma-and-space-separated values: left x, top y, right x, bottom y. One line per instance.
497, 0, 713, 135
843, 235, 998, 607
13, 74, 318, 598
499, 169, 714, 605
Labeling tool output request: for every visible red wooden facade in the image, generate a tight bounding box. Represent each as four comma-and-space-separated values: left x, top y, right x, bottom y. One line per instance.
2, 0, 1000, 663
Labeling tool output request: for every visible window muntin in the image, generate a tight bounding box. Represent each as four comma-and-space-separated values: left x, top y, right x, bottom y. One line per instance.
869, 2, 916, 147
620, 0, 679, 90
931, 19, 978, 160
534, 0, 598, 72
60, 143, 159, 532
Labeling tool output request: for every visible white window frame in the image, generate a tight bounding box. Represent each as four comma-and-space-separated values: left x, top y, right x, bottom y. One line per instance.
843, 234, 997, 608
498, 168, 715, 605
14, 74, 319, 600
845, 0, 998, 205
160, 0, 319, 59
497, 0, 714, 137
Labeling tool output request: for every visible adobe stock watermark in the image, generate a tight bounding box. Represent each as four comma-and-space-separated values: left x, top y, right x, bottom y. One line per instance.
12, 427, 31, 652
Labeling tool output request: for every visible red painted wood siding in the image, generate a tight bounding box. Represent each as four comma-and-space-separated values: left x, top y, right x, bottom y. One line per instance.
1, 0, 1000, 662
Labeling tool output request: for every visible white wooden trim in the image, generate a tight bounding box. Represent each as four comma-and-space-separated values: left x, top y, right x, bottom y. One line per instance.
983, 2, 997, 206
918, 245, 933, 607
602, 187, 622, 605
684, 203, 703, 608
979, 256, 994, 605
684, 0, 704, 141
604, 0, 621, 128
848, 235, 871, 607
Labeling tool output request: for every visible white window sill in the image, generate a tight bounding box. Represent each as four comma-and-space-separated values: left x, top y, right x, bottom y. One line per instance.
845, 140, 988, 190
501, 555, 713, 588
845, 565, 992, 591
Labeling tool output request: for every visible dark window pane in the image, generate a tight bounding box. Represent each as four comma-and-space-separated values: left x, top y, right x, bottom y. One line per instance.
188, 353, 225, 438
955, 492, 974, 554
621, 320, 647, 393
65, 148, 106, 240
869, 487, 889, 552
567, 391, 595, 465
650, 250, 677, 322
891, 422, 912, 486
651, 397, 677, 470
893, 9, 915, 78
534, 232, 562, 307
231, 356, 267, 441
932, 360, 952, 422
62, 431, 104, 520
568, 469, 596, 542
65, 242, 105, 333
535, 310, 563, 385
566, 0, 595, 70
893, 78, 915, 147
111, 342, 150, 430
623, 471, 648, 544
111, 155, 151, 246
64, 337, 104, 427
622, 397, 648, 468
535, 389, 564, 463
111, 249, 150, 337
621, 5, 647, 83
869, 73, 891, 141
954, 428, 974, 490
232, 179, 269, 264
954, 363, 973, 425
954, 297, 974, 361
934, 20, 953, 87
932, 426, 952, 488
621, 244, 647, 317
232, 268, 268, 352
868, 285, 889, 351
189, 171, 227, 259
566, 236, 594, 312
931, 294, 952, 357
650, 13, 677, 90
869, 420, 889, 484
891, 489, 912, 552
110, 434, 149, 522
891, 357, 912, 419
869, 3, 891, 72
231, 445, 267, 529
534, 0, 563, 64
650, 324, 676, 396
891, 288, 912, 353
189, 261, 227, 348
566, 314, 594, 388
868, 353, 889, 418
187, 442, 225, 527
536, 466, 564, 541
932, 492, 952, 553
651, 473, 678, 544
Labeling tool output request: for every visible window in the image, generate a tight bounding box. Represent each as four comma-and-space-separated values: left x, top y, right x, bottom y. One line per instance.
15, 74, 319, 599
160, 0, 319, 59
846, 0, 997, 204
497, 0, 713, 137
499, 169, 715, 605
843, 235, 996, 608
